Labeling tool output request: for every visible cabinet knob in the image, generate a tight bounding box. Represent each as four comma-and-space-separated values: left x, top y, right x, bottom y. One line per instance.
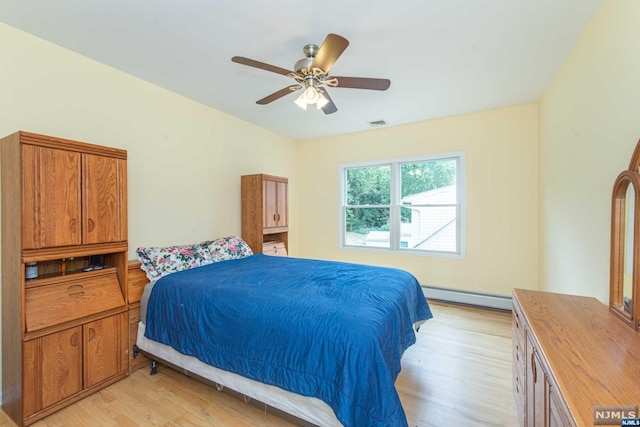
70, 332, 78, 347
88, 328, 95, 342
87, 218, 95, 232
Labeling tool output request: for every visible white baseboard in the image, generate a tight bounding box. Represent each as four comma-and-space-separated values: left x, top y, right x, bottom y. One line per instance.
422, 286, 512, 311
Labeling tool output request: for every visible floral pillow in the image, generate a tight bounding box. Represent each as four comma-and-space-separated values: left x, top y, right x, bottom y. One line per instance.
136, 243, 214, 281
203, 236, 253, 262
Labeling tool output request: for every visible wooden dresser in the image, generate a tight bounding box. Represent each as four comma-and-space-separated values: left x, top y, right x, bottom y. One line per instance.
1, 132, 129, 426
513, 289, 640, 426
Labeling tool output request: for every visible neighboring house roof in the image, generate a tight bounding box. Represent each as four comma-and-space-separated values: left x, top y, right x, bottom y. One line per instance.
401, 185, 456, 205
414, 219, 456, 251
365, 185, 458, 252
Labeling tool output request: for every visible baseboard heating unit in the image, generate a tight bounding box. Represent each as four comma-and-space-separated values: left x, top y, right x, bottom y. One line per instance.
422, 286, 512, 311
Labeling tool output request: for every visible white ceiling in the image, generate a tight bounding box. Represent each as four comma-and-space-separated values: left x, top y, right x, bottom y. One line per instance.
0, 0, 602, 141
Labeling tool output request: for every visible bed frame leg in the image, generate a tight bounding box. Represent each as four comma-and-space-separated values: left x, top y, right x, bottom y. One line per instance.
150, 360, 158, 375
132, 344, 139, 358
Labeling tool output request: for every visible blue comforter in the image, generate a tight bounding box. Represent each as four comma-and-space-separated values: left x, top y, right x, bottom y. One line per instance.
144, 254, 432, 426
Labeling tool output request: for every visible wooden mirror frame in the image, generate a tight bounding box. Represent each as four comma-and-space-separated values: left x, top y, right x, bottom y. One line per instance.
610, 140, 640, 330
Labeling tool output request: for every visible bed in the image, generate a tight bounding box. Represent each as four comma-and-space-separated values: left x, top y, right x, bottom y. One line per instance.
133, 248, 432, 427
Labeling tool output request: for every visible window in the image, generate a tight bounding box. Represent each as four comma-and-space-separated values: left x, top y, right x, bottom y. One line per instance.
340, 152, 465, 257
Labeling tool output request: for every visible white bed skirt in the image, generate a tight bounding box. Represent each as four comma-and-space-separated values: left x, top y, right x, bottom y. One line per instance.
136, 322, 342, 427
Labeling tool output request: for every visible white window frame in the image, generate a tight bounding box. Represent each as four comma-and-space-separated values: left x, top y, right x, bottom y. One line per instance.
339, 152, 466, 259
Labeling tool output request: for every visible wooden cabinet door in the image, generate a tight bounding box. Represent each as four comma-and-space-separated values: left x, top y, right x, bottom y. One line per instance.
526, 335, 548, 427
23, 339, 41, 417
22, 145, 81, 249
548, 386, 572, 427
275, 181, 288, 227
262, 178, 287, 229
82, 154, 126, 244
263, 179, 279, 229
41, 327, 83, 408
23, 327, 83, 414
83, 313, 128, 388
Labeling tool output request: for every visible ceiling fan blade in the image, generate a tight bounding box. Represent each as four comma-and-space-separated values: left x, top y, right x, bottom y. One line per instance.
256, 86, 299, 105
310, 34, 349, 74
333, 76, 391, 91
232, 56, 293, 76
320, 89, 338, 115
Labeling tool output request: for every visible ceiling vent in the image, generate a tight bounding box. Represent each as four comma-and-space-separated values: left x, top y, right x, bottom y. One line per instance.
369, 119, 387, 126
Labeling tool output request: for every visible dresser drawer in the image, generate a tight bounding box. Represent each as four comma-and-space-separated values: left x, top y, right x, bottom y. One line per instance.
512, 328, 526, 369
127, 261, 149, 304
25, 270, 125, 332
263, 241, 287, 257
512, 319, 527, 426
512, 301, 526, 348
512, 300, 527, 426
513, 362, 526, 427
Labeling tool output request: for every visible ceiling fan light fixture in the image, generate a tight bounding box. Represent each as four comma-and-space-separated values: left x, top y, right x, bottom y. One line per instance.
316, 92, 329, 109
294, 92, 308, 110
303, 86, 319, 104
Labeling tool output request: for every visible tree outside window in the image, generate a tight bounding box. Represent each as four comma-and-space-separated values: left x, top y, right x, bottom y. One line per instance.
341, 153, 464, 256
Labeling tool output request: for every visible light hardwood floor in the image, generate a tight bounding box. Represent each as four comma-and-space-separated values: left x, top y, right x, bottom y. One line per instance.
0, 302, 518, 427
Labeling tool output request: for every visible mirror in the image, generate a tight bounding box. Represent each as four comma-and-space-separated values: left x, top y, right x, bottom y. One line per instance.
610, 141, 640, 331
623, 184, 634, 314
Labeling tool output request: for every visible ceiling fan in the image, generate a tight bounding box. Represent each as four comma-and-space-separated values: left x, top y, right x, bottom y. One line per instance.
231, 33, 390, 114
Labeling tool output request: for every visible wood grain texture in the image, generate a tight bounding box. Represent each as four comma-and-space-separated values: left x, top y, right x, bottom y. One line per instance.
127, 261, 148, 304
22, 145, 82, 249
25, 269, 125, 332
241, 174, 264, 254
514, 289, 640, 426
22, 242, 128, 263
40, 328, 83, 408
512, 302, 527, 426
241, 174, 289, 255
18, 132, 127, 160
1, 131, 129, 427
83, 313, 128, 388
82, 154, 126, 245
3, 302, 518, 427
1, 132, 24, 424
262, 241, 287, 257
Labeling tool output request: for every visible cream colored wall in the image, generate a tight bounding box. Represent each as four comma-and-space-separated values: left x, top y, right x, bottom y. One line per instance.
0, 23, 298, 391
297, 104, 539, 296
3, 0, 634, 402
539, 0, 640, 302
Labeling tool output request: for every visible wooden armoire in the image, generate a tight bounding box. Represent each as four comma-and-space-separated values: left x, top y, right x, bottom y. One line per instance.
1, 131, 129, 426
241, 174, 289, 256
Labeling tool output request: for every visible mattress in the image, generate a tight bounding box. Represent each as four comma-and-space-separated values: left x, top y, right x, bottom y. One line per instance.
136, 322, 341, 426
